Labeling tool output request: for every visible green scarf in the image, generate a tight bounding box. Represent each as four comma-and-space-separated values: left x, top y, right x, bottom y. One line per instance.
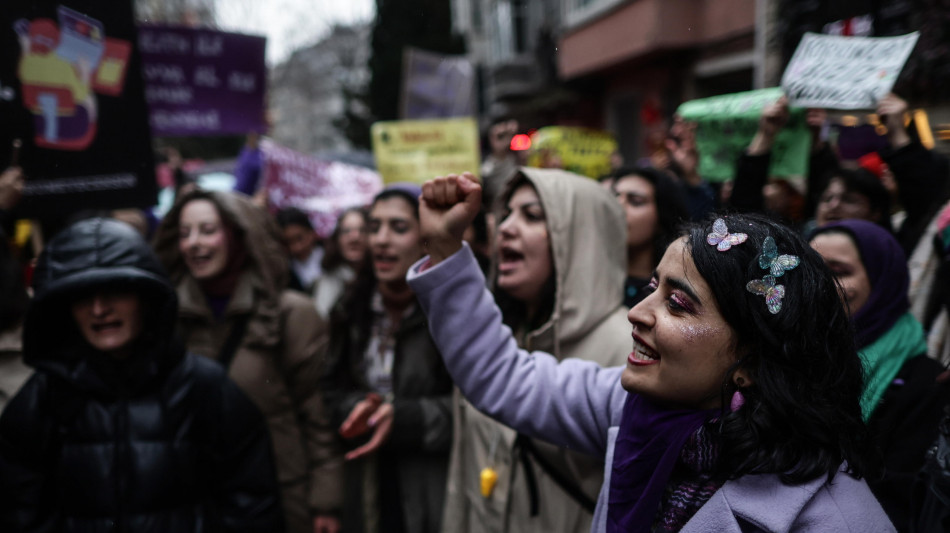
859, 312, 927, 421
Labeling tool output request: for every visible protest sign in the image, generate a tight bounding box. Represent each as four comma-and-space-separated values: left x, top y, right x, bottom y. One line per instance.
139, 25, 267, 136
0, 1, 156, 216
260, 139, 382, 238
676, 87, 812, 182
401, 47, 475, 119
371, 118, 480, 184
782, 32, 919, 110
525, 126, 617, 179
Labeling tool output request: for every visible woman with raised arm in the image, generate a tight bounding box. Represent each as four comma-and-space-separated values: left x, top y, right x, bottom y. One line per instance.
409, 173, 893, 533
442, 168, 631, 533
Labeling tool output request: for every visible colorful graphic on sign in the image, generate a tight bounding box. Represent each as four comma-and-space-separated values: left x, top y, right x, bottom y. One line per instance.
0, 1, 156, 217
13, 6, 131, 151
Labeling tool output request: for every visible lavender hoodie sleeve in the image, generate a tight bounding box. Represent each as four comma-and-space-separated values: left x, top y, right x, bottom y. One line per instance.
407, 244, 627, 457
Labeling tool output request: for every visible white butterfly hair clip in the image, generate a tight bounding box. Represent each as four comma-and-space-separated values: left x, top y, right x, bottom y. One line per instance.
746, 275, 786, 314
758, 236, 800, 277
706, 218, 748, 251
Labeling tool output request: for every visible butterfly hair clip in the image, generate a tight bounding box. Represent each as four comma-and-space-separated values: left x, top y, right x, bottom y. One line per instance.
758, 236, 800, 277
746, 275, 786, 314
707, 218, 748, 251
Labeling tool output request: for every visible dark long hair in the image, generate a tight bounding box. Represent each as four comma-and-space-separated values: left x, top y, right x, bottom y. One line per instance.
686, 213, 871, 483
332, 189, 420, 336
611, 166, 689, 267
322, 207, 368, 272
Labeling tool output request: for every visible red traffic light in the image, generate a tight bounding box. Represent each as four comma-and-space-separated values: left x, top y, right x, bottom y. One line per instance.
510, 134, 532, 151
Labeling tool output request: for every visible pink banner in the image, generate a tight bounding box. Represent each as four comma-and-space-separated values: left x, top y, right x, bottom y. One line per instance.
261, 139, 382, 238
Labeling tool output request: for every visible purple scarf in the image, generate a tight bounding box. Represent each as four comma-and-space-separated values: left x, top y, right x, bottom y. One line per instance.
607, 394, 718, 533
815, 219, 909, 349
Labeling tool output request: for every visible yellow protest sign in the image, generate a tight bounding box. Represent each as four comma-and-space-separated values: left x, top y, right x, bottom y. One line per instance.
526, 126, 617, 179
371, 118, 481, 184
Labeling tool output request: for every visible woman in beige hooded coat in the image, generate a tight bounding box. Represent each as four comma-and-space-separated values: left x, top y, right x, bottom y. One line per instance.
441, 168, 632, 533
154, 190, 342, 533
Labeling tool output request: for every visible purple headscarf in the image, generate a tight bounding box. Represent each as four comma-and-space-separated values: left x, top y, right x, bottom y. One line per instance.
813, 219, 909, 349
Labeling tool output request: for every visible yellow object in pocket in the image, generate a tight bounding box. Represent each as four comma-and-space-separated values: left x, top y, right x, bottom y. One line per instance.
480, 467, 498, 498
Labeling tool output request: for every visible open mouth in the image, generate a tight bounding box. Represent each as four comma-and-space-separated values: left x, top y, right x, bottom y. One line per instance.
91, 321, 122, 333
629, 334, 659, 365
188, 253, 214, 268
498, 247, 524, 272
374, 254, 398, 270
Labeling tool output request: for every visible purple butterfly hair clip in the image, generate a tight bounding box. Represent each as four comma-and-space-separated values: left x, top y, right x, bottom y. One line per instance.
707, 218, 748, 251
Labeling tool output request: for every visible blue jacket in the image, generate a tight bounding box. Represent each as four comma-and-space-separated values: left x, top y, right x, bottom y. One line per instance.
407, 244, 895, 533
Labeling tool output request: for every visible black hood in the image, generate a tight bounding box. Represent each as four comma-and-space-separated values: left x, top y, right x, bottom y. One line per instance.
25, 218, 180, 391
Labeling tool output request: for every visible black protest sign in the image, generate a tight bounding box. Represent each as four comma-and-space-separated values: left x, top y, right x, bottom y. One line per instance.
0, 1, 155, 217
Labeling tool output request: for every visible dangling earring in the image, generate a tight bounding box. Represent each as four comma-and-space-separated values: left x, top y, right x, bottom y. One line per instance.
731, 377, 746, 412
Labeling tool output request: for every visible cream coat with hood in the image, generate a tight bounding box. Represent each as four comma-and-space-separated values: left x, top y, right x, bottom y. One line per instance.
154, 190, 342, 533
441, 168, 631, 533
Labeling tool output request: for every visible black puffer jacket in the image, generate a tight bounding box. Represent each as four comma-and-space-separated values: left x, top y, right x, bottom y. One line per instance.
0, 218, 284, 533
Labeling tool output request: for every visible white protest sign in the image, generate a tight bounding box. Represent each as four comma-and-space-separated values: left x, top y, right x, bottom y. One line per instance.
782, 32, 919, 110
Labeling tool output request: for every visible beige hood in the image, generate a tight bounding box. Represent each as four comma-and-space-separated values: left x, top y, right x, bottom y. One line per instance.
495, 167, 626, 358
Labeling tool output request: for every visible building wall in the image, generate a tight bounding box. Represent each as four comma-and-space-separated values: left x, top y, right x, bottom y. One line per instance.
558, 0, 755, 79
268, 25, 370, 154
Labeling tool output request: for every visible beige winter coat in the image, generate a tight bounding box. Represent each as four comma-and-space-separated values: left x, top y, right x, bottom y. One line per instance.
441, 168, 631, 533
154, 190, 342, 533
0, 324, 31, 416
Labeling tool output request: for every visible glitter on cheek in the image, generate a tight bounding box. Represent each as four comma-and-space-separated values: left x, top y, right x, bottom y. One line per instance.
679, 322, 719, 344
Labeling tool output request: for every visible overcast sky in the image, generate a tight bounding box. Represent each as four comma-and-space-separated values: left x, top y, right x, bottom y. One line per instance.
215, 0, 375, 65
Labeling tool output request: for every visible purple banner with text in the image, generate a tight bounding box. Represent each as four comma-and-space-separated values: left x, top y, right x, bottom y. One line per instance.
138, 24, 266, 137
260, 140, 383, 239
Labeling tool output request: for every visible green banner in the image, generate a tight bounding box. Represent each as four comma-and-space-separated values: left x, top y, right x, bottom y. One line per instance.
676, 88, 811, 182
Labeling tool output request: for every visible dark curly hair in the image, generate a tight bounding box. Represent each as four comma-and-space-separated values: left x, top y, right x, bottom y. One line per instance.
685, 212, 871, 484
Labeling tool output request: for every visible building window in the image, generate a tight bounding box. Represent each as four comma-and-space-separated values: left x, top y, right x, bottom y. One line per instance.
564, 0, 625, 29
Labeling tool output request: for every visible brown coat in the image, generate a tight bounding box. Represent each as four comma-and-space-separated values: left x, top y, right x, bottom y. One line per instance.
154, 190, 342, 533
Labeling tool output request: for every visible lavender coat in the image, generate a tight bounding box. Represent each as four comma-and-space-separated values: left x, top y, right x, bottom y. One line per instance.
407, 244, 895, 533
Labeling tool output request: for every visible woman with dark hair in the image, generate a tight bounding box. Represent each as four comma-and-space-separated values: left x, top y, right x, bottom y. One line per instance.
153, 190, 342, 533
813, 168, 893, 232
610, 167, 690, 308
274, 206, 324, 294
443, 168, 631, 533
810, 219, 950, 532
314, 206, 368, 319
0, 218, 283, 532
408, 173, 892, 532
321, 185, 453, 533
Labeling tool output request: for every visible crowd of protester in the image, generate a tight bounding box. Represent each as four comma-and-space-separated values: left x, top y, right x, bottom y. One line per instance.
0, 90, 950, 533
